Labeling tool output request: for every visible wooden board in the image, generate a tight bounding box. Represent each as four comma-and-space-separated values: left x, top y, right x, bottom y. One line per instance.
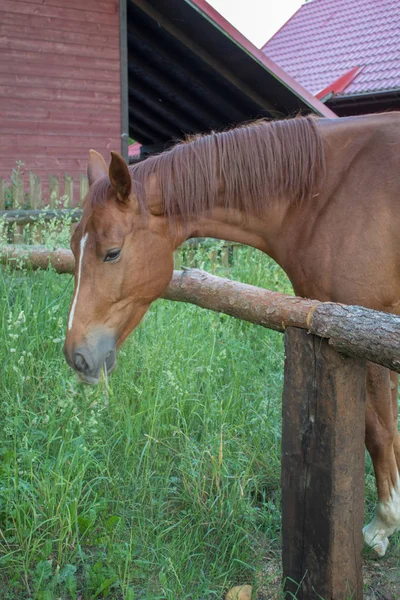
281, 327, 366, 600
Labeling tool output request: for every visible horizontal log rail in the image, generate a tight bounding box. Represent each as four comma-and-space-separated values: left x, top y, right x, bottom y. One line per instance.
1, 244, 400, 373
0, 208, 83, 225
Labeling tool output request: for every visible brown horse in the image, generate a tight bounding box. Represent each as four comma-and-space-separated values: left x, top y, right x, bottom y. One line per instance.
64, 113, 400, 557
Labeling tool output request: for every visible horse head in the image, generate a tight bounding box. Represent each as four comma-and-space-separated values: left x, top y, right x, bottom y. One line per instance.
63, 150, 174, 384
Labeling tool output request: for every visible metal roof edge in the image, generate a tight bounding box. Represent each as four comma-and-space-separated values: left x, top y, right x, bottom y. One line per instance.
330, 88, 400, 102
184, 0, 337, 118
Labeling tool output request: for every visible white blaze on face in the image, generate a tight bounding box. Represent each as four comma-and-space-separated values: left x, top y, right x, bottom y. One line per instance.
68, 232, 89, 331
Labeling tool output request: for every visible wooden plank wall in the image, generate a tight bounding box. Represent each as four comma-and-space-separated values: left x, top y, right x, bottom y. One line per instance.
0, 0, 122, 203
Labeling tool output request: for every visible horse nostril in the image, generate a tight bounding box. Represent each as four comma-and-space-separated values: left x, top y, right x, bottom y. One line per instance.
74, 352, 89, 373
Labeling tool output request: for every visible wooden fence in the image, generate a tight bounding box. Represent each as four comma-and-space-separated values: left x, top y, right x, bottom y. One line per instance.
0, 171, 87, 244
0, 171, 89, 210
2, 246, 400, 599
0, 171, 251, 269
0, 179, 241, 264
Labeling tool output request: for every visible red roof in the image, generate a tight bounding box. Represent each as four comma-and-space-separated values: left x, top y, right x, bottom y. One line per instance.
262, 0, 400, 98
128, 142, 141, 157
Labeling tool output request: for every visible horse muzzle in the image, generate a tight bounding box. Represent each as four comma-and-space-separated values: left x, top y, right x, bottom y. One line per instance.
64, 330, 117, 385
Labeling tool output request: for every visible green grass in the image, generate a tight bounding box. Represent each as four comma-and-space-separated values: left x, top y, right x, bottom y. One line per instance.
0, 245, 290, 599
0, 241, 398, 599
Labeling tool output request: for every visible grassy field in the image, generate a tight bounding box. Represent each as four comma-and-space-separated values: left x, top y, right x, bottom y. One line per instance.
0, 238, 399, 599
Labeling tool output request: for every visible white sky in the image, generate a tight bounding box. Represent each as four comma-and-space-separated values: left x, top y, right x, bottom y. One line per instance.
207, 0, 305, 48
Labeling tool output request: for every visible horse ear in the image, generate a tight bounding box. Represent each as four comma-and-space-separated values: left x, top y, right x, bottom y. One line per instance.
109, 151, 132, 203
87, 150, 108, 186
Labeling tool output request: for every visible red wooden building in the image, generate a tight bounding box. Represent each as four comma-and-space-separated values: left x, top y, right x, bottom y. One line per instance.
0, 0, 332, 200
1, 0, 123, 193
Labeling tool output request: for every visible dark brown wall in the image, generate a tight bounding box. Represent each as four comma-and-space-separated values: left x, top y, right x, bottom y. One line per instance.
0, 0, 122, 199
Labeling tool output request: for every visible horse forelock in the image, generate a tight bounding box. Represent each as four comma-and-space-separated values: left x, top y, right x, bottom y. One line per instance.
87, 116, 326, 225
85, 175, 113, 210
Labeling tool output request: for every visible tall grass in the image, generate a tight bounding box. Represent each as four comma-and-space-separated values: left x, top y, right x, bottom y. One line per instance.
0, 239, 396, 599
0, 244, 289, 599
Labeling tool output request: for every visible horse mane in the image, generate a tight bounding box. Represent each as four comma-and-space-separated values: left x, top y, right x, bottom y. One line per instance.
88, 116, 325, 225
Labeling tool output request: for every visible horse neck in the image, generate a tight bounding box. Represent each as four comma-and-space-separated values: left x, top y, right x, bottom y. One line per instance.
171, 202, 292, 264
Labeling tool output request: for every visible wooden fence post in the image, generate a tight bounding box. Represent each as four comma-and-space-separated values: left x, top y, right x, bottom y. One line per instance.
29, 172, 42, 209
79, 173, 89, 202
12, 172, 24, 207
0, 178, 5, 209
64, 174, 74, 207
221, 246, 230, 267
49, 175, 60, 207
281, 328, 366, 600
12, 172, 24, 242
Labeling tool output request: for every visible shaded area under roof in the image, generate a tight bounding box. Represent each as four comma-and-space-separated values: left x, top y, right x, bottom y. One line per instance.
127, 0, 335, 154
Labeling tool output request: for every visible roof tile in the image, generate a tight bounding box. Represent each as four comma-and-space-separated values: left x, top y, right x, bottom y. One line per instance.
262, 0, 400, 96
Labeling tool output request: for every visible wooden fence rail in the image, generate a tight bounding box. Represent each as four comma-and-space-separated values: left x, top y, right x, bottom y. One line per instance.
3, 245, 396, 599
1, 245, 399, 374
0, 208, 83, 225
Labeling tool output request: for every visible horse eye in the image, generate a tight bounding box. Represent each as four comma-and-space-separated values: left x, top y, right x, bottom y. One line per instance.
104, 249, 121, 262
